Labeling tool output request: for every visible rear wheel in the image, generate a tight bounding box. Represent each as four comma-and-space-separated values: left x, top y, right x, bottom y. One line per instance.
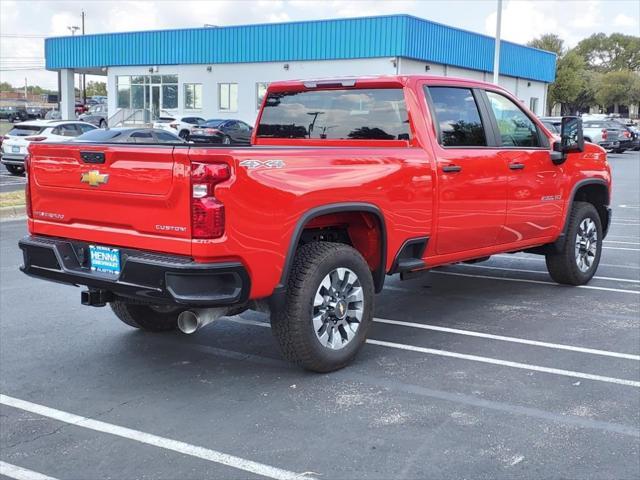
545, 201, 603, 285
110, 300, 182, 332
222, 135, 231, 145
5, 165, 24, 176
98, 119, 107, 129
179, 130, 190, 141
270, 242, 374, 372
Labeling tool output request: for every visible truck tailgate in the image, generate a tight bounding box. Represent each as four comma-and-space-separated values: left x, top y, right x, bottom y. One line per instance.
27, 143, 193, 255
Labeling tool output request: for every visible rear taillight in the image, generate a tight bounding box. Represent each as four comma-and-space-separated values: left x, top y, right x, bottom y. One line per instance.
205, 129, 221, 135
24, 136, 46, 141
169, 123, 178, 129
191, 162, 230, 239
24, 154, 32, 218
601, 129, 608, 141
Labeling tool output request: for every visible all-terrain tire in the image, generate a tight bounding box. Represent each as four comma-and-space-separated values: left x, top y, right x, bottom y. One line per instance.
110, 300, 182, 332
546, 201, 603, 285
270, 242, 374, 372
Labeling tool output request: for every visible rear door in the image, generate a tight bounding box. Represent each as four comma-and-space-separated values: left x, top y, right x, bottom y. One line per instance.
425, 85, 508, 255
481, 89, 564, 244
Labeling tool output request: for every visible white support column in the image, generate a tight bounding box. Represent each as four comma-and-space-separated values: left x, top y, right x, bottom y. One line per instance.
60, 69, 76, 120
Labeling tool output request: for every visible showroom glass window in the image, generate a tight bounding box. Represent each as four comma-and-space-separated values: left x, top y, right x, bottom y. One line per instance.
257, 88, 410, 140
256, 82, 269, 110
219, 83, 238, 112
115, 75, 178, 110
427, 87, 486, 147
485, 91, 540, 147
184, 84, 203, 110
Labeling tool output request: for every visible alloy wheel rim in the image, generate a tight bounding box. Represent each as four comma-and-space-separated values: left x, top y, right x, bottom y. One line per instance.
575, 217, 598, 273
312, 268, 364, 350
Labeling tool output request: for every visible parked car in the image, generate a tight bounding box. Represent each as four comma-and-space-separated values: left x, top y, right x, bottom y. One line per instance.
78, 104, 109, 128
21, 75, 612, 373
538, 116, 561, 134
72, 127, 185, 144
190, 119, 253, 144
152, 115, 205, 140
0, 106, 29, 122
609, 118, 640, 151
44, 109, 62, 120
582, 120, 628, 153
1, 120, 97, 175
75, 102, 88, 117
26, 106, 46, 119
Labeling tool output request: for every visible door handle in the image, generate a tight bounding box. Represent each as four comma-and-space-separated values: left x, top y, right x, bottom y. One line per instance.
442, 165, 462, 173
509, 163, 525, 170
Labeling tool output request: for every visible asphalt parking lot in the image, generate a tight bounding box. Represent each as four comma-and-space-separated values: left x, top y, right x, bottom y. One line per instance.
0, 152, 638, 479
0, 164, 26, 194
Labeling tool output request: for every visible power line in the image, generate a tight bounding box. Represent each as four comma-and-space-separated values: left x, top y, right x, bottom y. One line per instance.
0, 34, 48, 38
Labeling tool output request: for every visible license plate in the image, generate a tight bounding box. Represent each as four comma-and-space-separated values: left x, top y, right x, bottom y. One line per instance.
193, 129, 203, 135
89, 245, 121, 275
12, 146, 19, 153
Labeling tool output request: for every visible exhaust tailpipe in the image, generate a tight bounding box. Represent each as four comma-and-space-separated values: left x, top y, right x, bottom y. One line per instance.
177, 308, 228, 334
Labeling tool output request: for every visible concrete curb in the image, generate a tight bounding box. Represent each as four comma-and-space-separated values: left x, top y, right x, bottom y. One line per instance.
0, 205, 26, 221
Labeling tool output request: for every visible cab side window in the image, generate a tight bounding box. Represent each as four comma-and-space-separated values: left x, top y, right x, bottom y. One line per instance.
427, 87, 487, 147
485, 91, 540, 147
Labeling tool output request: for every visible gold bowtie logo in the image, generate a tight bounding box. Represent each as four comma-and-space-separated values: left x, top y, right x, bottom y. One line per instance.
81, 170, 109, 187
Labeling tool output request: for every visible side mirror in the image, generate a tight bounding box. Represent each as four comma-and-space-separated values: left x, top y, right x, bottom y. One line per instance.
551, 116, 584, 165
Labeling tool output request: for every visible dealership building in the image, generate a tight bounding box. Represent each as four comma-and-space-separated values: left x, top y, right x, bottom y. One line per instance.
44, 14, 556, 124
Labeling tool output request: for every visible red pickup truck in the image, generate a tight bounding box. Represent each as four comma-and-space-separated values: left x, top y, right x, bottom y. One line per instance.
20, 76, 612, 372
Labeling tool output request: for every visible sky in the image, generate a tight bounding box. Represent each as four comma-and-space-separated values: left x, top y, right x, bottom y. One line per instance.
1, 0, 638, 90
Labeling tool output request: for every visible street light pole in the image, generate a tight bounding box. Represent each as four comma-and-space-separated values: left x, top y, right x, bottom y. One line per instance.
492, 0, 503, 85
81, 10, 86, 105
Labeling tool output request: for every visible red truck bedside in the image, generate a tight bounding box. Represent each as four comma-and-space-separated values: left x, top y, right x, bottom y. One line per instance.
20, 76, 612, 372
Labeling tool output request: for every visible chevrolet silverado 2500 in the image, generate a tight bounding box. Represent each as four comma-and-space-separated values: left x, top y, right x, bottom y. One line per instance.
19, 76, 612, 372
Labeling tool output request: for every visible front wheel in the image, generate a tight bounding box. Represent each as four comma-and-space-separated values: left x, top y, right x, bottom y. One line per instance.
546, 201, 603, 285
110, 300, 182, 332
99, 119, 107, 129
222, 135, 231, 145
271, 242, 374, 372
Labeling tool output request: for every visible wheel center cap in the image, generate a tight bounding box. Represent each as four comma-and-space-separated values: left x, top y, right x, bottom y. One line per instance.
335, 300, 348, 320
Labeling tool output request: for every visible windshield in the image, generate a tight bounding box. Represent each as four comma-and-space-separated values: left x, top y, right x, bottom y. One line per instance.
8, 125, 44, 136
257, 88, 410, 140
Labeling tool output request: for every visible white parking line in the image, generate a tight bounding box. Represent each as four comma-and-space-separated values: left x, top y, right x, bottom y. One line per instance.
450, 264, 640, 283
494, 254, 640, 270
0, 462, 58, 480
429, 270, 640, 294
373, 318, 640, 360
606, 240, 640, 246
0, 395, 313, 480
604, 246, 640, 251
366, 339, 640, 388
223, 318, 640, 387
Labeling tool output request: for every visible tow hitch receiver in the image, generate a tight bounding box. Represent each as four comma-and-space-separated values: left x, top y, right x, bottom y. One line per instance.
81, 289, 113, 307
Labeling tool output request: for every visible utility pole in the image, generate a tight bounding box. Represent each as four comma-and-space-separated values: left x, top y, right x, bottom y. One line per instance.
24, 77, 27, 100
81, 10, 86, 104
492, 0, 502, 85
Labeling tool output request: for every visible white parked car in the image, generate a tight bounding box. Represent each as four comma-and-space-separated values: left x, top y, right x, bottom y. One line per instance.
1, 120, 97, 175
152, 115, 206, 140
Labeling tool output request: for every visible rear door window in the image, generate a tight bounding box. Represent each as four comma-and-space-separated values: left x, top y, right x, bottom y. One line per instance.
257, 88, 410, 141
427, 87, 487, 147
130, 131, 154, 143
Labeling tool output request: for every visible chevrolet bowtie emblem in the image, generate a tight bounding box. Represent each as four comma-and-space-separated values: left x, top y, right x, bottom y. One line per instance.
81, 170, 109, 187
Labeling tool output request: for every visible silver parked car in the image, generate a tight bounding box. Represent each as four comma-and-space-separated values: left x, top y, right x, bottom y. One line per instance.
582, 120, 625, 152
78, 103, 108, 128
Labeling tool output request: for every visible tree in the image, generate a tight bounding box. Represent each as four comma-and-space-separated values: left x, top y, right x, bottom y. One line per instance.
0, 81, 12, 92
566, 70, 602, 114
595, 70, 640, 113
85, 81, 107, 97
528, 34, 565, 57
576, 33, 640, 72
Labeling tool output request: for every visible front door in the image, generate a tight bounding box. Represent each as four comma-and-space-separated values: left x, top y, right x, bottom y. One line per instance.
482, 90, 565, 244
149, 85, 160, 120
425, 86, 508, 256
